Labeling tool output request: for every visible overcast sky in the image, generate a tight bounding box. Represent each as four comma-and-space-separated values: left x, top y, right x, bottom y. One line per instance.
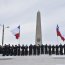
0, 0, 65, 45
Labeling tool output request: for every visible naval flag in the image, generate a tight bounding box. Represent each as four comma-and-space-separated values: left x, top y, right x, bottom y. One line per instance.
11, 25, 20, 39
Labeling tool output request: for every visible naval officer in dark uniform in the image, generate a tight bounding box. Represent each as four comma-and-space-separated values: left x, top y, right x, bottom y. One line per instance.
33, 45, 37, 55
21, 45, 25, 56
29, 44, 33, 55
59, 44, 63, 55
55, 45, 59, 55
52, 45, 55, 54
40, 44, 44, 54
48, 44, 52, 55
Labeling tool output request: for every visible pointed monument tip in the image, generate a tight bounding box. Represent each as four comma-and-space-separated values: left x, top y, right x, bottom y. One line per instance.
37, 10, 41, 15
37, 10, 40, 13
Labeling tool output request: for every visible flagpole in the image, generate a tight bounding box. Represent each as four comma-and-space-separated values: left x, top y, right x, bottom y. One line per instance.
18, 36, 20, 45
57, 36, 59, 45
19, 25, 20, 44
19, 34, 20, 45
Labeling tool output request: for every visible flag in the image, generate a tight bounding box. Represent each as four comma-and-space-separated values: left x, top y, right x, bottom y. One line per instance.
11, 25, 20, 39
56, 25, 61, 36
56, 25, 65, 41
61, 36, 65, 41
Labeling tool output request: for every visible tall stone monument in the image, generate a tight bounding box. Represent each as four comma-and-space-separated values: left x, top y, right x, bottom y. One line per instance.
35, 11, 42, 46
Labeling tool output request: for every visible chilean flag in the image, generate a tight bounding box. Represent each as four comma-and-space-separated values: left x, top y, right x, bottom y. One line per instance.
56, 25, 61, 36
11, 25, 20, 39
56, 25, 65, 41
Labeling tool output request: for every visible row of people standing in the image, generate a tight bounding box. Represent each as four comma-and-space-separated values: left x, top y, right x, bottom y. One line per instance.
0, 44, 65, 56
0, 44, 41, 56
29, 44, 65, 55
47, 44, 65, 55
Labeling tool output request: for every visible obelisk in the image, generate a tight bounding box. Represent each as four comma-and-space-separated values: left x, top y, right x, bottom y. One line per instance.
35, 11, 42, 46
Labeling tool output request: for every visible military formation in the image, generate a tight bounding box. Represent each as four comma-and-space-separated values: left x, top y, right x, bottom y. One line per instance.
0, 44, 65, 56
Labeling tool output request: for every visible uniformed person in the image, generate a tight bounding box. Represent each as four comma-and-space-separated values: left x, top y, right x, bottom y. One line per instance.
7, 44, 11, 56
40, 44, 44, 54
48, 44, 52, 55
37, 44, 40, 55
17, 44, 21, 56
45, 44, 48, 54
10, 45, 14, 56
21, 45, 25, 56
52, 45, 55, 54
14, 45, 17, 56
0, 45, 2, 54
33, 45, 37, 55
29, 44, 33, 55
25, 45, 28, 56
55, 45, 59, 55
63, 44, 65, 55
2, 44, 7, 56
5, 45, 7, 56
2, 46, 5, 56
59, 44, 63, 55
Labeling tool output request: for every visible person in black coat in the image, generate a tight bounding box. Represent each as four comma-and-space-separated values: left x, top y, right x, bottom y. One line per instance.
40, 44, 44, 54
25, 45, 28, 56
10, 45, 14, 56
17, 44, 21, 56
6, 45, 9, 56
33, 45, 37, 55
2, 46, 5, 56
55, 45, 59, 55
48, 44, 52, 55
45, 44, 48, 54
52, 45, 55, 54
21, 45, 25, 56
0, 45, 2, 54
2, 44, 7, 56
37, 44, 40, 55
59, 44, 63, 55
7, 44, 11, 56
29, 44, 33, 55
63, 44, 65, 55
14, 45, 17, 56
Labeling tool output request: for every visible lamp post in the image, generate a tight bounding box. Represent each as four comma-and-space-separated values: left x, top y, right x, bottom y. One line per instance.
0, 24, 9, 46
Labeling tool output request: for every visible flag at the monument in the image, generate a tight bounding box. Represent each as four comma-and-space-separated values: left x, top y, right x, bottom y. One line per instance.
56, 25, 61, 36
11, 25, 20, 39
56, 25, 65, 41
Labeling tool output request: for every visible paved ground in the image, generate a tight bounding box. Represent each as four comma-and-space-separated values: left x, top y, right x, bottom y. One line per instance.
0, 55, 65, 65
